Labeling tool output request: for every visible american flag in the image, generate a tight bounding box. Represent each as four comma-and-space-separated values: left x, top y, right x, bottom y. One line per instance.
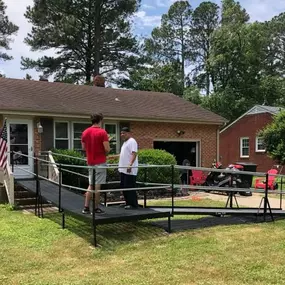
0, 119, 8, 170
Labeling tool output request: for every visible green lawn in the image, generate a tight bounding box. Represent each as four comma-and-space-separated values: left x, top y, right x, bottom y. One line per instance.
1, 202, 285, 285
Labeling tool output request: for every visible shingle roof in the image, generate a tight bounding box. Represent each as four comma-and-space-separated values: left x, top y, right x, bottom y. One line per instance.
220, 104, 284, 133
0, 77, 226, 124
256, 105, 284, 115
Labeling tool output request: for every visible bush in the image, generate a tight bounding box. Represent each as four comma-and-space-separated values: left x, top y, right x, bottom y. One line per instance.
136, 149, 180, 184
52, 149, 88, 191
51, 148, 180, 192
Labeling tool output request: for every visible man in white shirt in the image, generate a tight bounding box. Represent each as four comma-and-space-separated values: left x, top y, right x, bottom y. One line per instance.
118, 127, 139, 209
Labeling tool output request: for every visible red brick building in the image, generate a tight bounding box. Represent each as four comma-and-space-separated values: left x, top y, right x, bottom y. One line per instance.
0, 77, 226, 179
220, 105, 283, 173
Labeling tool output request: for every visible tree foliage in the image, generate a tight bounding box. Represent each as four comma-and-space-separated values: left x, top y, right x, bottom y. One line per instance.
259, 110, 285, 165
22, 0, 141, 83
0, 0, 19, 61
190, 1, 219, 95
144, 1, 192, 90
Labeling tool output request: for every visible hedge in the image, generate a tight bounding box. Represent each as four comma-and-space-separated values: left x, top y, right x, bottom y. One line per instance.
51, 148, 180, 189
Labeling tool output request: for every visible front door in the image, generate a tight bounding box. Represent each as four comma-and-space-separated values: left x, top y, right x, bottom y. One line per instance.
7, 119, 34, 179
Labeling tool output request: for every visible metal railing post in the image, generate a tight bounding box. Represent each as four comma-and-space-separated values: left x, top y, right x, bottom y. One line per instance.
58, 164, 62, 213
263, 173, 269, 221
92, 168, 97, 247
35, 157, 39, 217
143, 167, 147, 208
171, 165, 174, 216
280, 178, 283, 210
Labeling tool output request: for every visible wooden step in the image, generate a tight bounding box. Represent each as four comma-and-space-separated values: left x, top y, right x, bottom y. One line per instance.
15, 197, 37, 206
17, 203, 56, 211
14, 190, 35, 199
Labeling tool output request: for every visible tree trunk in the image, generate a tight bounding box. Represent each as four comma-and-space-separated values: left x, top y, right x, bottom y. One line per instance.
181, 17, 185, 94
94, 0, 102, 76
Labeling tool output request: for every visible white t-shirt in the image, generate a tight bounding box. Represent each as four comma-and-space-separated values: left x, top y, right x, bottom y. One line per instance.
118, 137, 138, 176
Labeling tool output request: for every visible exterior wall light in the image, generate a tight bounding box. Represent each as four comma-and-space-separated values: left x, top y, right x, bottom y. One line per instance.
37, 122, 43, 134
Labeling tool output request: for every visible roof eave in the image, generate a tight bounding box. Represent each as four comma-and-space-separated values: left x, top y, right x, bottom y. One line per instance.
0, 110, 226, 125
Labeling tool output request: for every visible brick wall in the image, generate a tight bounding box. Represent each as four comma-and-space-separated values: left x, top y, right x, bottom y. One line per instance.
33, 117, 42, 156
130, 121, 219, 167
220, 113, 279, 172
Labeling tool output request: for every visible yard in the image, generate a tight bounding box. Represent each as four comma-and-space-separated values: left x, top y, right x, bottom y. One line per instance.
1, 198, 285, 285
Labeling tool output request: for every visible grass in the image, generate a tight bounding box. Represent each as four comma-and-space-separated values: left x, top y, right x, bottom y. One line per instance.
1, 201, 285, 285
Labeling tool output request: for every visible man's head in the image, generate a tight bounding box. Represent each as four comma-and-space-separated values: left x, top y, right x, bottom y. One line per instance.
120, 127, 131, 141
91, 113, 103, 125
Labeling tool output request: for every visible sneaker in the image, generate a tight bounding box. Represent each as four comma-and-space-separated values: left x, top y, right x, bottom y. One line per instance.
82, 208, 91, 214
124, 205, 138, 210
94, 208, 105, 214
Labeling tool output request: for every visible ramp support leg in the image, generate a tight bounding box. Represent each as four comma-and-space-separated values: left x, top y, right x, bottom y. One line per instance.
61, 211, 65, 229
167, 215, 171, 233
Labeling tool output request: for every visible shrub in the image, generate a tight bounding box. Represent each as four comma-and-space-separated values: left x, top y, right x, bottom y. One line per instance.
51, 148, 180, 192
136, 149, 180, 184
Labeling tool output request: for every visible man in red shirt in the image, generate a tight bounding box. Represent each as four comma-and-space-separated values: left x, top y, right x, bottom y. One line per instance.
81, 113, 110, 214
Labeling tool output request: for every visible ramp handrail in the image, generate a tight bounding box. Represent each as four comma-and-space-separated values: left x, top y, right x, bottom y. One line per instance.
3, 163, 14, 205
47, 151, 60, 184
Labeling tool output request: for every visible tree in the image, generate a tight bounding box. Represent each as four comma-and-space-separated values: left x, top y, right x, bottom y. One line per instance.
190, 1, 219, 95
183, 86, 203, 105
21, 0, 140, 83
24, 73, 32, 80
0, 0, 19, 61
259, 110, 285, 165
205, 0, 281, 121
119, 61, 184, 95
144, 1, 192, 91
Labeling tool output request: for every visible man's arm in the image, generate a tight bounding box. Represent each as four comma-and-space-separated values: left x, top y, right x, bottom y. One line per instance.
108, 154, 120, 159
103, 141, 111, 154
129, 151, 137, 166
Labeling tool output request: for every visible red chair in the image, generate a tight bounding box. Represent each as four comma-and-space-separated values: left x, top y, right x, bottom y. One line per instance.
254, 169, 278, 190
190, 170, 207, 185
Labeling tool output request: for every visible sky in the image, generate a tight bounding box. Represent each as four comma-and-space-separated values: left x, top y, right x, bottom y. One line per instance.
1, 0, 285, 80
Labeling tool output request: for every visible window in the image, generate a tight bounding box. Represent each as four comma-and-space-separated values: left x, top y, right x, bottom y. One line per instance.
256, 137, 265, 152
54, 122, 69, 149
104, 123, 118, 154
73, 122, 90, 151
240, 137, 249, 158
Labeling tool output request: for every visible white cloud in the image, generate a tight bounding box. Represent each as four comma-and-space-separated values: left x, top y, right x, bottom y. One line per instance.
142, 4, 155, 9
2, 0, 285, 80
134, 10, 161, 28
241, 0, 285, 22
2, 0, 55, 80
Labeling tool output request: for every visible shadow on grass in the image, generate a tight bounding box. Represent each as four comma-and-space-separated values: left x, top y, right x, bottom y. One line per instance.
152, 214, 285, 232
42, 209, 168, 249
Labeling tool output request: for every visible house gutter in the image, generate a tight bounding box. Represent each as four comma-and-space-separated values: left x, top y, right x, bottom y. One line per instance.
0, 110, 226, 126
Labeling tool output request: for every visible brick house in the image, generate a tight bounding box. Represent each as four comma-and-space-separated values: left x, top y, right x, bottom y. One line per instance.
0, 77, 226, 179
219, 105, 283, 173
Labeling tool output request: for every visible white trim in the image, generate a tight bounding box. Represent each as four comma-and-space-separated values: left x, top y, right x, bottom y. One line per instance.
0, 110, 224, 125
54, 121, 70, 149
255, 136, 266, 153
103, 121, 120, 154
71, 121, 90, 150
240, 137, 250, 158
153, 138, 201, 142
7, 118, 34, 179
220, 105, 279, 134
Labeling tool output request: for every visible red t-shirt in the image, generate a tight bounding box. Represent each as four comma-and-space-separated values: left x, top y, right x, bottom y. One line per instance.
81, 126, 109, 165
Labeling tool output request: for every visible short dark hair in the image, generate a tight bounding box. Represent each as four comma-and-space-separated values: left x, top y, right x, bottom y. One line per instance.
91, 113, 103, 124
121, 127, 130, 132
